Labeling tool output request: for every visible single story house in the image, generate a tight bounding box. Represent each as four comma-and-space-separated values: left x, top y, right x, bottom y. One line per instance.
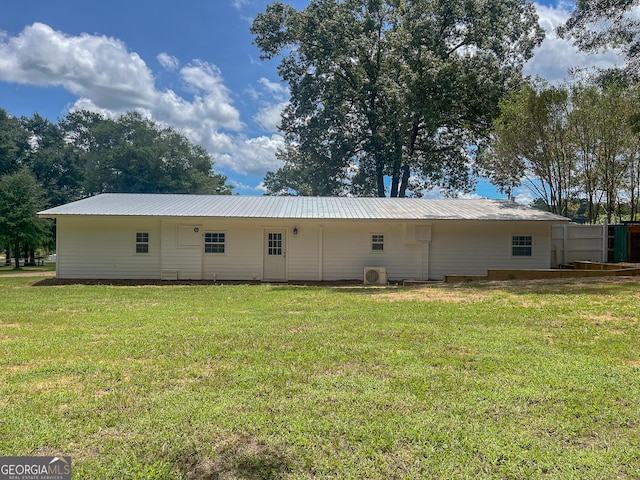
38, 194, 568, 283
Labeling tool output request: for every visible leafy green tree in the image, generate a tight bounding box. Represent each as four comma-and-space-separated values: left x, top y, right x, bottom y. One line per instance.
558, 0, 640, 73
60, 111, 232, 195
252, 0, 543, 197
0, 109, 29, 176
567, 72, 640, 223
480, 80, 576, 216
484, 75, 640, 222
21, 114, 85, 207
0, 168, 50, 269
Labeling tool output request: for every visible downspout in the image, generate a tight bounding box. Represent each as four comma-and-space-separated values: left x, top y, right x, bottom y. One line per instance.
602, 220, 608, 263
318, 225, 324, 281
562, 223, 568, 266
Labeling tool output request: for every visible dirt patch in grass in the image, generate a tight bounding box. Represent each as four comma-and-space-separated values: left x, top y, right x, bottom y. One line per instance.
369, 276, 640, 306
185, 434, 292, 480
373, 286, 487, 303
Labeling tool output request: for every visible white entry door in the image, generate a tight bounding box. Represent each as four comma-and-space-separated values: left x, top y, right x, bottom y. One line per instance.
264, 230, 286, 281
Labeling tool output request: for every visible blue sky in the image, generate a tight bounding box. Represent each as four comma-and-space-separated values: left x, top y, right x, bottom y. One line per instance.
0, 1, 625, 199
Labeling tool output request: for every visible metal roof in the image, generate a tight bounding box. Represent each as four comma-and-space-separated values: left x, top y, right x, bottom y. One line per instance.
38, 193, 568, 221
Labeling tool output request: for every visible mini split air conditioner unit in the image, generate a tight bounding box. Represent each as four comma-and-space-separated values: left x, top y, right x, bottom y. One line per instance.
364, 267, 387, 286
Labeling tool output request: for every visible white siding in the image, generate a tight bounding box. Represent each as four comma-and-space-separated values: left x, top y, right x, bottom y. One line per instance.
160, 220, 204, 280
55, 216, 556, 281
428, 221, 553, 280
56, 216, 161, 279
320, 221, 424, 281
201, 220, 263, 281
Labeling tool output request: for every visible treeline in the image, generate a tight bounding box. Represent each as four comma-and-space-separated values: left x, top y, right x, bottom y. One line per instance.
481, 71, 640, 224
0, 109, 231, 266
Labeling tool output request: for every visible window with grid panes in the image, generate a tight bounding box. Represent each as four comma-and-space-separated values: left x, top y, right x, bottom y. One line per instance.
371, 234, 384, 252
136, 232, 149, 254
511, 235, 533, 256
204, 232, 225, 253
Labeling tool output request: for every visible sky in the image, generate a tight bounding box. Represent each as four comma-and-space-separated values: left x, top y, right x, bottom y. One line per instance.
0, 0, 626, 200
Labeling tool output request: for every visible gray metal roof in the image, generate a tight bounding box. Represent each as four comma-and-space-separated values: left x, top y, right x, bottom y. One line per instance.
38, 193, 568, 221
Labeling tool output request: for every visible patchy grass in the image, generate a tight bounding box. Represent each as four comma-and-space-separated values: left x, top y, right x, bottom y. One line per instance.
1, 277, 639, 479
0, 262, 56, 275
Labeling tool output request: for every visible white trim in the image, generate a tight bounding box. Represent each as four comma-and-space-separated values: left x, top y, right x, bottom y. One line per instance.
371, 233, 385, 253
134, 231, 150, 255
203, 231, 227, 255
510, 233, 534, 258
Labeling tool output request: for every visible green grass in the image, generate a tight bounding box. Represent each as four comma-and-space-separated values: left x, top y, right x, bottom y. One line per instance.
1, 277, 639, 479
0, 262, 56, 274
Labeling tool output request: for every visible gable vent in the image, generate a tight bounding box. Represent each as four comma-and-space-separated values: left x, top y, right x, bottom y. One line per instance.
364, 267, 387, 285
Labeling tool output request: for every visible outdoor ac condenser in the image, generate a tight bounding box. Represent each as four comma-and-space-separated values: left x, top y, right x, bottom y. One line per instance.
364, 267, 387, 286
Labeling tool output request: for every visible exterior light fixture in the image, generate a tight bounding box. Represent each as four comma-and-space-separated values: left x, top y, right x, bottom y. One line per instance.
293, 226, 298, 235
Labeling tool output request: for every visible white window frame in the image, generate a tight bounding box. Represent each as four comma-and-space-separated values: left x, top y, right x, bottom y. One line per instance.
135, 232, 149, 254
204, 231, 226, 254
511, 234, 533, 257
371, 234, 385, 253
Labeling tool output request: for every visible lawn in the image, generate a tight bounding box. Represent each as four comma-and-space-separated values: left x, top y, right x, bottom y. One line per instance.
1, 276, 639, 479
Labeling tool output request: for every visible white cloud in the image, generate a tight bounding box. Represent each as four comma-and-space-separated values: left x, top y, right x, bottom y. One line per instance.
0, 23, 283, 178
258, 77, 288, 97
253, 101, 287, 132
525, 3, 624, 82
248, 77, 289, 132
215, 134, 285, 176
0, 23, 157, 109
514, 187, 535, 206
157, 52, 179, 71
231, 0, 250, 10
229, 179, 269, 193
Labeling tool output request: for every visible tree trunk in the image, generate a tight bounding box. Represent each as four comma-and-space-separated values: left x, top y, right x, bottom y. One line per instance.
399, 164, 410, 198
390, 161, 400, 198
376, 162, 385, 197
13, 241, 20, 269
4, 244, 10, 266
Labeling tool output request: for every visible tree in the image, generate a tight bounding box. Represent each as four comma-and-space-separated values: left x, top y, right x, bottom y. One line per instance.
60, 111, 232, 196
0, 109, 29, 176
484, 74, 640, 222
0, 168, 50, 269
252, 0, 544, 197
21, 113, 85, 207
480, 80, 576, 216
558, 0, 640, 73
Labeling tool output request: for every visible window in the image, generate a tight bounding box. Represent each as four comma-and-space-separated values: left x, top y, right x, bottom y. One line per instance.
204, 232, 225, 254
512, 235, 533, 257
268, 232, 282, 255
136, 232, 149, 254
372, 234, 385, 252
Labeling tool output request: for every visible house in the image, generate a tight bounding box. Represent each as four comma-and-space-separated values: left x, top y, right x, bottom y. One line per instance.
38, 194, 568, 282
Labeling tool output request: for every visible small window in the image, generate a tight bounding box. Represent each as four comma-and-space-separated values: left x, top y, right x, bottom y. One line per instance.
268, 232, 282, 255
136, 232, 149, 254
204, 232, 225, 254
512, 235, 533, 257
372, 234, 385, 252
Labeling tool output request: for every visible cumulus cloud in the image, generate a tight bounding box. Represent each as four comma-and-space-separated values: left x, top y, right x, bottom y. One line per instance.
249, 77, 289, 132
0, 23, 243, 130
215, 134, 285, 176
253, 101, 287, 132
0, 23, 156, 110
525, 3, 624, 82
0, 22, 283, 179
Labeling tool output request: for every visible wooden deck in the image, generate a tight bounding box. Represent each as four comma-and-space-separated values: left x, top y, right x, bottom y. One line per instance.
445, 262, 640, 283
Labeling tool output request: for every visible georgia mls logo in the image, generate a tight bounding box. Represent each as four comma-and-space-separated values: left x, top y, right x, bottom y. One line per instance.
0, 456, 71, 480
